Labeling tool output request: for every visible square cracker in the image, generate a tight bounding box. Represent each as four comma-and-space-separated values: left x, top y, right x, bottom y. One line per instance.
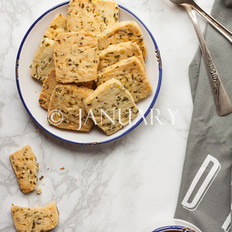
30, 14, 67, 82
30, 38, 54, 82
39, 69, 95, 110
98, 20, 147, 60
48, 84, 94, 131
54, 32, 99, 83
98, 41, 145, 70
67, 0, 119, 35
97, 56, 152, 102
9, 145, 38, 193
44, 14, 67, 40
11, 201, 59, 232
84, 78, 139, 135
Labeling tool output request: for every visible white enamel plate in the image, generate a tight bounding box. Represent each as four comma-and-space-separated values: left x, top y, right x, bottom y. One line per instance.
16, 1, 162, 145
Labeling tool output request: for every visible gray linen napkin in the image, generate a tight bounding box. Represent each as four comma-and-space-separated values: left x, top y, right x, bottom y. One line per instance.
174, 0, 232, 231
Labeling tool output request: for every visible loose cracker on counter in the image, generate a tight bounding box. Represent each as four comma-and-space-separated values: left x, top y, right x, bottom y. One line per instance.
9, 145, 39, 193
11, 201, 59, 232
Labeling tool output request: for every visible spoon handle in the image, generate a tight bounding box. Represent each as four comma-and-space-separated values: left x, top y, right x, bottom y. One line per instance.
186, 6, 232, 116
189, 1, 232, 44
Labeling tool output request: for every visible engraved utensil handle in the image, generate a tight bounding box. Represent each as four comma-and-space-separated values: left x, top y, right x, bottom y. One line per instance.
186, 6, 232, 116
189, 1, 232, 44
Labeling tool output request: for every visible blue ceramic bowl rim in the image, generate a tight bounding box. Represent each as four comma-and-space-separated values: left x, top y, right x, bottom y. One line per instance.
15, 1, 162, 145
152, 225, 192, 232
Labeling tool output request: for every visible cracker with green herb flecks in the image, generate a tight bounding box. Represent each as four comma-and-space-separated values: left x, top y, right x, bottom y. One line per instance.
98, 20, 147, 60
43, 14, 67, 40
39, 69, 95, 110
84, 78, 138, 135
39, 69, 58, 110
67, 0, 119, 35
30, 38, 54, 82
48, 84, 94, 131
9, 145, 39, 193
30, 14, 67, 82
11, 201, 59, 232
97, 56, 152, 102
98, 41, 145, 70
54, 32, 99, 83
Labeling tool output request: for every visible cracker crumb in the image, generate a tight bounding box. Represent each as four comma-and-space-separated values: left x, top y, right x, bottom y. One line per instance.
39, 176, 44, 181
60, 167, 65, 170
37, 188, 42, 195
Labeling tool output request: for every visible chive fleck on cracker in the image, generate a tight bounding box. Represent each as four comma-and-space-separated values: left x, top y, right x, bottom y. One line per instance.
9, 145, 39, 193
30, 14, 67, 82
98, 41, 145, 70
97, 56, 152, 102
54, 32, 99, 83
48, 84, 94, 131
98, 20, 147, 60
84, 78, 139, 135
11, 201, 59, 232
67, 0, 119, 35
39, 69, 58, 110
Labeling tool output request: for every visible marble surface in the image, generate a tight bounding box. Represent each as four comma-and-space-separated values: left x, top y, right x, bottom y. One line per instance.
0, 0, 213, 231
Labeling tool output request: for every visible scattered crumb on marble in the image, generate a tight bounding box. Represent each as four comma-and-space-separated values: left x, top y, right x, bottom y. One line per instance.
60, 167, 65, 170
37, 188, 42, 194
35, 129, 39, 133
42, 183, 45, 186
39, 175, 44, 181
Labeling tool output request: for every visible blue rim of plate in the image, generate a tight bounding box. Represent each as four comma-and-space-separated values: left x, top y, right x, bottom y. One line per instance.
152, 225, 192, 232
15, 1, 162, 145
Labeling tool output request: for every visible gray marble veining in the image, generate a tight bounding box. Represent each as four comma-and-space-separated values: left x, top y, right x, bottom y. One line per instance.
0, 0, 213, 231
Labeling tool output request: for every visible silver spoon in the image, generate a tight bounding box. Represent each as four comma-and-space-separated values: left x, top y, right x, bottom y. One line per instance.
170, 3, 232, 115
169, 0, 232, 44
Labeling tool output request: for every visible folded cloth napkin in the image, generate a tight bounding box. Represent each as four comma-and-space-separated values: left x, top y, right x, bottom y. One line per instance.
174, 0, 232, 231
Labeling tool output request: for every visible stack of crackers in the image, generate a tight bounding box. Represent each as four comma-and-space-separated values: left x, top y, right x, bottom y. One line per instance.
30, 0, 152, 136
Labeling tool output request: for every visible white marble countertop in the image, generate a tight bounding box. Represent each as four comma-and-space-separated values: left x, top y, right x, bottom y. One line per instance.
0, 0, 213, 231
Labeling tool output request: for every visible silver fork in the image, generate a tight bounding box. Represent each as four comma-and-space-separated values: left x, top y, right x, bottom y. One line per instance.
169, 0, 232, 44
169, 1, 232, 116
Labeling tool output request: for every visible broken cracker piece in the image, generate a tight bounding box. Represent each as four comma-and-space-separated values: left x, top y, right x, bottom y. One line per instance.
11, 201, 59, 232
9, 145, 39, 193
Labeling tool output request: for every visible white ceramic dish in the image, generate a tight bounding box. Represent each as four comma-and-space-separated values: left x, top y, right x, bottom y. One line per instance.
16, 1, 162, 145
151, 219, 202, 232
